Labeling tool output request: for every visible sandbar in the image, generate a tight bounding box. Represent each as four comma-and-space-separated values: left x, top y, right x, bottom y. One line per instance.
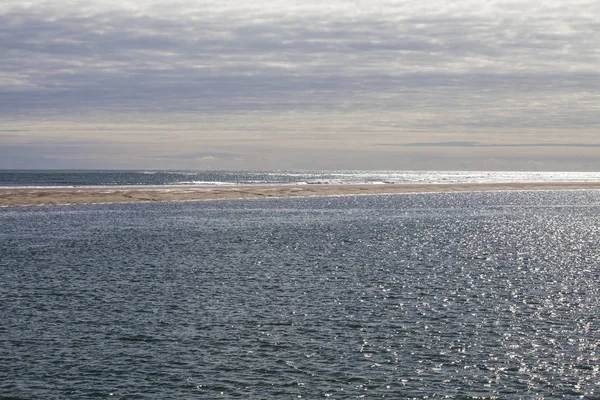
2, 182, 600, 207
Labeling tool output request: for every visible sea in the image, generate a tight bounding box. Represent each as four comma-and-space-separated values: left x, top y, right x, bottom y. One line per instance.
1, 170, 600, 399
2, 169, 600, 188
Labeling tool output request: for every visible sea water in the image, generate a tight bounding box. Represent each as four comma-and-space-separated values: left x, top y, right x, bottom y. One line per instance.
2, 169, 600, 188
1, 190, 599, 398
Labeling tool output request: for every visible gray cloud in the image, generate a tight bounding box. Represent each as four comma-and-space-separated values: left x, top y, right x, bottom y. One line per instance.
386, 142, 600, 148
1, 0, 599, 169
1, 1, 598, 122
0, 143, 103, 169
162, 151, 241, 160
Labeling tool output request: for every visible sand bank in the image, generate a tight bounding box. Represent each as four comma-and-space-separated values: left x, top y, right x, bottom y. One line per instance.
2, 182, 600, 207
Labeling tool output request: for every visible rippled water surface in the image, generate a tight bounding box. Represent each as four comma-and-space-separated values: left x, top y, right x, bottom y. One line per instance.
1, 191, 599, 399
3, 169, 600, 187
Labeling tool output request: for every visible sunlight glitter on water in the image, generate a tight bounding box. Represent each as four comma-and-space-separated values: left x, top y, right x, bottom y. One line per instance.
1, 190, 599, 398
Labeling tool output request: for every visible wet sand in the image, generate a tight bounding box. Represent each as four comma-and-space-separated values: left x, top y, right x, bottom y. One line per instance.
2, 182, 600, 207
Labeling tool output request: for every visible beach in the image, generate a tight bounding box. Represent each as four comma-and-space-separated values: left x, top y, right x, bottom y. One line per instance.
2, 182, 600, 207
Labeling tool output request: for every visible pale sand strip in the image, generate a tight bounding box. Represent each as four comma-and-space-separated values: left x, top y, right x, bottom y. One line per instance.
2, 182, 600, 207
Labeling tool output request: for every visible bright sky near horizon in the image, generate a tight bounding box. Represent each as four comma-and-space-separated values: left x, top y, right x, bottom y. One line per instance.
1, 0, 599, 170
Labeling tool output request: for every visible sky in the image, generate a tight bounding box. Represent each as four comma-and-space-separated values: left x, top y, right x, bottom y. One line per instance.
1, 0, 599, 170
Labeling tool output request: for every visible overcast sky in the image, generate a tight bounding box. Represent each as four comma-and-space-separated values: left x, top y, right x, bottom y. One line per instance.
1, 0, 599, 170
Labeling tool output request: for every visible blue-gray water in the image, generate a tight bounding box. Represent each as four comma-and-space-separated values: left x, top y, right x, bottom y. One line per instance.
3, 169, 600, 187
1, 191, 599, 399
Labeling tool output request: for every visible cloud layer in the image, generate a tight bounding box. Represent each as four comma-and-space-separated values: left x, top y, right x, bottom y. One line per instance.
1, 0, 599, 169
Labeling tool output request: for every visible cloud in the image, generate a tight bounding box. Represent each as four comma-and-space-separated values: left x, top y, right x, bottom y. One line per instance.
163, 151, 241, 160
1, 0, 598, 123
387, 142, 600, 147
1, 0, 599, 169
0, 143, 104, 169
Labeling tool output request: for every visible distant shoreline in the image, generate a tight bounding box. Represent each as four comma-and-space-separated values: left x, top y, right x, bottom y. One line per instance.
2, 182, 600, 207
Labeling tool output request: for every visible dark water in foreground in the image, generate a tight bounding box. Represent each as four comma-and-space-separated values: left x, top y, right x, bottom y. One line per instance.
1, 191, 599, 399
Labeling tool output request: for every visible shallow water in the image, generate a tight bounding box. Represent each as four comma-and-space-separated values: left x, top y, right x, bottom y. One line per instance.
1, 191, 599, 398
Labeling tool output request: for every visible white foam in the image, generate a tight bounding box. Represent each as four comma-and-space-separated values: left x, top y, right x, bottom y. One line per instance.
175, 181, 237, 186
